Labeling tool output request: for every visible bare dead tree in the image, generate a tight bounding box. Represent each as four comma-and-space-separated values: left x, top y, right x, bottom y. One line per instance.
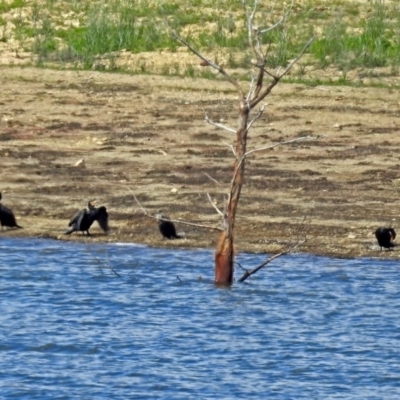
175, 1, 314, 285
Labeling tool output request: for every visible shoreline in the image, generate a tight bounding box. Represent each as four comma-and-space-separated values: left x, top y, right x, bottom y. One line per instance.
1, 67, 399, 262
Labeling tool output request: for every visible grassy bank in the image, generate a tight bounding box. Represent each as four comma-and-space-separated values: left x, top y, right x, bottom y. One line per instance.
1, 0, 399, 85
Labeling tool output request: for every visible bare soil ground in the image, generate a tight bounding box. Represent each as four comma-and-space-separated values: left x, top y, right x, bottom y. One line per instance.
1, 66, 400, 259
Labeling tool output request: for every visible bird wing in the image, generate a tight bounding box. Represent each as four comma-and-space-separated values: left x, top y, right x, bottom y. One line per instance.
0, 204, 17, 225
69, 209, 85, 227
97, 217, 109, 233
94, 207, 109, 233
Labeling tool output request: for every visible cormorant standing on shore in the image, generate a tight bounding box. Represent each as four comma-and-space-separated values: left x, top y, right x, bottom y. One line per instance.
156, 213, 181, 239
65, 200, 109, 236
375, 227, 396, 250
0, 192, 23, 229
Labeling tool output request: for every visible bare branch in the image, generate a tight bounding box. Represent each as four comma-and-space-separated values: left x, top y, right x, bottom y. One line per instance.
246, 104, 266, 132
230, 135, 316, 195
205, 115, 236, 133
245, 0, 292, 62
204, 172, 224, 187
255, 63, 265, 95
259, 3, 293, 34
244, 135, 315, 157
131, 191, 223, 232
207, 193, 224, 217
238, 252, 285, 283
87, 247, 122, 278
246, 72, 258, 102
249, 75, 279, 109
278, 37, 314, 79
238, 238, 306, 283
235, 261, 247, 271
221, 141, 236, 157
244, 0, 258, 50
292, 214, 310, 245
174, 33, 244, 99
160, 216, 223, 232
250, 37, 314, 109
154, 214, 224, 232
246, 39, 271, 98
128, 188, 149, 216
251, 61, 278, 80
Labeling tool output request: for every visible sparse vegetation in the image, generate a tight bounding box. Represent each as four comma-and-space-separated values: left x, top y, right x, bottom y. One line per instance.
1, 0, 400, 86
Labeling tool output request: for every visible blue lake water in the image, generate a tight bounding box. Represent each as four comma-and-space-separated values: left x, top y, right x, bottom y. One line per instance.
0, 237, 400, 399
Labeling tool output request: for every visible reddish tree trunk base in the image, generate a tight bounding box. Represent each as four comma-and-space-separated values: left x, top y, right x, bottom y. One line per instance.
214, 231, 234, 285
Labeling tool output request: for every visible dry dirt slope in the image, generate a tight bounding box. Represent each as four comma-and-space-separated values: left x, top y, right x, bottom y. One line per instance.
1, 66, 400, 259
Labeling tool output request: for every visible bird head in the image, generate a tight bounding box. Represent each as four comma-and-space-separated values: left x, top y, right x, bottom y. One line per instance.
155, 211, 168, 220
88, 200, 97, 210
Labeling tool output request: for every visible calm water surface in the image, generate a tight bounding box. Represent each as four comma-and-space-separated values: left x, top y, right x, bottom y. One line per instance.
0, 237, 400, 399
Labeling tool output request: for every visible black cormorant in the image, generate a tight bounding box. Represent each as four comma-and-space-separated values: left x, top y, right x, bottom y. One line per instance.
155, 213, 181, 239
0, 192, 23, 229
65, 200, 109, 235
375, 227, 396, 250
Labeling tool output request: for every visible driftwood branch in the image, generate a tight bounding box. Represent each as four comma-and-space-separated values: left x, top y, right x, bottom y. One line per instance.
238, 238, 306, 282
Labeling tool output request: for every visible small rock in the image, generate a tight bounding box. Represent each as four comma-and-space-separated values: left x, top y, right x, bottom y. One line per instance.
171, 188, 178, 194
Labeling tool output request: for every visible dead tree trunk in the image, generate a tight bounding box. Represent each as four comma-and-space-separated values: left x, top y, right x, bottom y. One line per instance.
215, 103, 250, 284
176, 1, 313, 285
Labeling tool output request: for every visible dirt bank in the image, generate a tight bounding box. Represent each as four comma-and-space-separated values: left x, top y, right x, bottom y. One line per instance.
1, 66, 399, 259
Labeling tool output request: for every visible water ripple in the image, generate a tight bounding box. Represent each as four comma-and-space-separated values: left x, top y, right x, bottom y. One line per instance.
0, 238, 400, 399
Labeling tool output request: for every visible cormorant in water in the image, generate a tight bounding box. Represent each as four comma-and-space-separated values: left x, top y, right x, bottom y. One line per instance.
375, 227, 396, 250
65, 200, 109, 235
0, 192, 23, 229
155, 213, 181, 239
